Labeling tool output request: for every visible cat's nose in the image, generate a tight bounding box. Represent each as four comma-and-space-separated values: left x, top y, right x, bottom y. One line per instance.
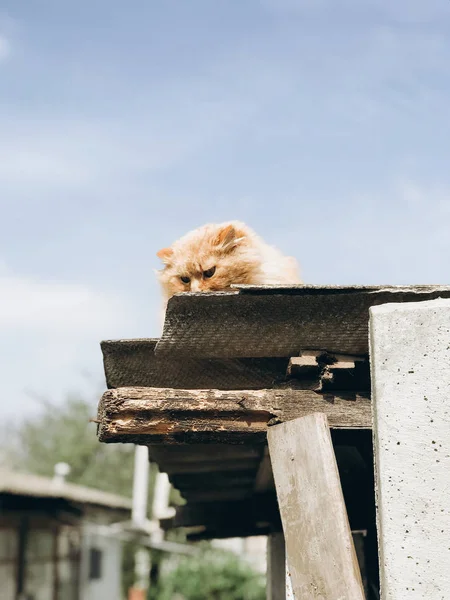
190, 280, 201, 292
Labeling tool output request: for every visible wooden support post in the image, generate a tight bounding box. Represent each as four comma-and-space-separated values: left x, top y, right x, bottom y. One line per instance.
267, 413, 365, 600
267, 532, 286, 600
352, 531, 369, 598
286, 565, 294, 600
267, 531, 294, 600
370, 299, 450, 599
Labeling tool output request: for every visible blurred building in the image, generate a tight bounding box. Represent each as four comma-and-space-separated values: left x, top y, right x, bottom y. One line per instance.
211, 536, 267, 573
0, 468, 131, 600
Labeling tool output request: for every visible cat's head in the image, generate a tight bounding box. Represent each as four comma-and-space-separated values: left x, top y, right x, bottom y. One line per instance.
156, 221, 261, 299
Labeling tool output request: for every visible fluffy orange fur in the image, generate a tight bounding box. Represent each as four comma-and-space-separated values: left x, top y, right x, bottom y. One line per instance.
156, 221, 301, 305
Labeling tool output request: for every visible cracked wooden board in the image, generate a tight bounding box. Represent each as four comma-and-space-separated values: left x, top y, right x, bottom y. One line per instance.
155, 285, 450, 358
97, 386, 371, 445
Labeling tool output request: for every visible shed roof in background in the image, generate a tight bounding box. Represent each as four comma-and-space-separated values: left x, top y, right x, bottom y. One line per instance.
0, 468, 132, 511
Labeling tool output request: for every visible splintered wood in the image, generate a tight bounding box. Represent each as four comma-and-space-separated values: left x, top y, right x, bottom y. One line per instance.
268, 413, 366, 600
287, 351, 370, 392
98, 387, 371, 444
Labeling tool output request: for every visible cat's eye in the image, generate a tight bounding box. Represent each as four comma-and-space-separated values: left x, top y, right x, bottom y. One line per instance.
203, 266, 216, 279
180, 276, 190, 284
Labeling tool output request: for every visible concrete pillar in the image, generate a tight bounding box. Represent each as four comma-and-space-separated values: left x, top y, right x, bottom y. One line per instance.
369, 298, 450, 599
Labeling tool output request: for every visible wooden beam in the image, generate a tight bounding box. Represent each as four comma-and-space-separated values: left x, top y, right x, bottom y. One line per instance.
352, 532, 369, 598
179, 488, 254, 502
267, 531, 288, 600
268, 413, 366, 600
98, 387, 371, 444
287, 352, 321, 379
186, 526, 271, 541
148, 444, 262, 464
161, 493, 280, 531
169, 471, 256, 490
254, 447, 275, 492
162, 459, 260, 475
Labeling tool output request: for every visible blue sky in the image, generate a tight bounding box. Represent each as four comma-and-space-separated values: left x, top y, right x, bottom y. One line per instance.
1, 0, 450, 420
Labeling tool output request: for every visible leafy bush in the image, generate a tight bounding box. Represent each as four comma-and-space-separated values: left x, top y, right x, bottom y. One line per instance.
150, 551, 266, 600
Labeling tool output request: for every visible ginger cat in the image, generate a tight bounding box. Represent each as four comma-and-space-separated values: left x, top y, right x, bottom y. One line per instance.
156, 221, 301, 308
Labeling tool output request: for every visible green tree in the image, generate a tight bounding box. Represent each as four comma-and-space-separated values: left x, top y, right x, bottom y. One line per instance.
7, 393, 137, 496
151, 551, 266, 600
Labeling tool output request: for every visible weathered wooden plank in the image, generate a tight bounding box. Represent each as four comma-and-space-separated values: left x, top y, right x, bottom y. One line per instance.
254, 447, 274, 492
187, 525, 271, 541
179, 488, 254, 502
97, 387, 371, 445
267, 531, 288, 600
352, 532, 370, 599
370, 299, 450, 599
169, 471, 256, 490
102, 339, 289, 390
287, 351, 321, 379
156, 285, 450, 358
160, 446, 370, 534
147, 444, 261, 464
161, 493, 280, 531
268, 413, 365, 600
162, 459, 260, 475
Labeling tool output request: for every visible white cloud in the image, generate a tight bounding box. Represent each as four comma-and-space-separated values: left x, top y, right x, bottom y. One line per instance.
0, 49, 297, 193
0, 114, 226, 190
0, 266, 135, 419
0, 120, 125, 189
261, 0, 450, 21
279, 179, 450, 286
0, 269, 128, 335
0, 147, 91, 188
0, 34, 10, 62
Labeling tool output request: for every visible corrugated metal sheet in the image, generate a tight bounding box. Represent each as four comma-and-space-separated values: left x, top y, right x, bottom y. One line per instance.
0, 469, 131, 510
156, 285, 450, 358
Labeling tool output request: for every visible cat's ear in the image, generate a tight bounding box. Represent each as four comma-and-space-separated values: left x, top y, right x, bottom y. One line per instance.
214, 225, 246, 252
157, 247, 174, 264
